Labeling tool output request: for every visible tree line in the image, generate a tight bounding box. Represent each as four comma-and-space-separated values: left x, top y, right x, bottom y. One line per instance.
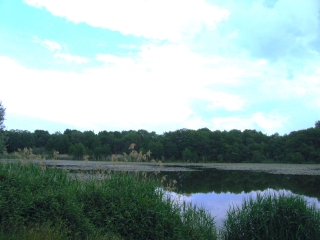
3, 122, 320, 163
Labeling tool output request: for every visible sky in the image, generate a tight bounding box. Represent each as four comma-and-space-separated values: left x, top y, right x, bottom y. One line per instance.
1, 0, 320, 135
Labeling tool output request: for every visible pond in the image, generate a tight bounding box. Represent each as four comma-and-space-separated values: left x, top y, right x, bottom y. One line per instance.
159, 168, 320, 228
2, 160, 320, 228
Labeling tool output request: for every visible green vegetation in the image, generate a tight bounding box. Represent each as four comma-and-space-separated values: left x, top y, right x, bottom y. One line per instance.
2, 123, 320, 163
220, 193, 320, 240
0, 162, 217, 240
1, 162, 320, 239
0, 101, 6, 153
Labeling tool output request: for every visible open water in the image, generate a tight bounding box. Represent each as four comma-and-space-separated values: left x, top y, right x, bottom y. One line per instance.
160, 168, 320, 227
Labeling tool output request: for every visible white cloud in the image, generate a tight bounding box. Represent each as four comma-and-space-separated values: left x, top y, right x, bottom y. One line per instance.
0, 42, 251, 132
24, 0, 230, 42
203, 91, 246, 111
32, 36, 61, 51
43, 40, 61, 52
211, 116, 253, 132
0, 55, 193, 131
211, 113, 289, 134
222, 0, 320, 61
2, 34, 320, 134
260, 69, 320, 101
54, 53, 89, 64
95, 44, 248, 112
96, 54, 135, 69
184, 116, 209, 130
2, 0, 320, 135
32, 37, 89, 64
252, 113, 289, 134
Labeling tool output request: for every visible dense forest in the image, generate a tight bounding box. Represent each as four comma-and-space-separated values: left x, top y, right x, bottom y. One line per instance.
2, 121, 320, 163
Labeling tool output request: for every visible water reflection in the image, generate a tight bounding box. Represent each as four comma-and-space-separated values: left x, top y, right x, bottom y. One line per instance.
160, 168, 320, 199
168, 189, 320, 228
160, 168, 320, 228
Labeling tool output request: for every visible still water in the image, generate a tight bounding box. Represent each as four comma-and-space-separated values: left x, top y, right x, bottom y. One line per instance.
160, 168, 320, 228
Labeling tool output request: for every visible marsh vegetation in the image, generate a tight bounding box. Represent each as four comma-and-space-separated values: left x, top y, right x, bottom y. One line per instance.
1, 162, 320, 239
0, 162, 216, 240
222, 193, 320, 240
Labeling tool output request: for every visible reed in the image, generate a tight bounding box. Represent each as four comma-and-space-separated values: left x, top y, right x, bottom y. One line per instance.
0, 162, 217, 239
220, 192, 320, 240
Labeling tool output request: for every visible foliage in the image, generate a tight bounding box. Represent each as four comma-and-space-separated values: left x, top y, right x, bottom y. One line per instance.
69, 142, 86, 160
220, 192, 320, 240
6, 130, 34, 152
3, 122, 320, 163
0, 101, 7, 153
0, 162, 217, 240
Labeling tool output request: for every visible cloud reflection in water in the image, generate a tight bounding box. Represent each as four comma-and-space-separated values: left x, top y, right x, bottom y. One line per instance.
167, 188, 320, 228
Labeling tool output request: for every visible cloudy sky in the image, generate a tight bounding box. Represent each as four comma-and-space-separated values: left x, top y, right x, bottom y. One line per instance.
1, 0, 320, 135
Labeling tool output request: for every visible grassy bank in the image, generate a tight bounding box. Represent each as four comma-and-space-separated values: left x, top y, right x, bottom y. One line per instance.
0, 162, 216, 240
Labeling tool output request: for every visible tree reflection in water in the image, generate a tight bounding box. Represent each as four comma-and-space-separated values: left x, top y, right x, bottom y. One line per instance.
160, 168, 320, 227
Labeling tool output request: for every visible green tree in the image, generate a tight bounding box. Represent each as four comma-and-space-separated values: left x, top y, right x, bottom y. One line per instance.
45, 134, 70, 154
45, 138, 55, 153
0, 101, 7, 152
82, 130, 96, 150
93, 146, 103, 160
6, 130, 35, 152
101, 144, 111, 159
182, 147, 194, 162
73, 142, 86, 160
34, 130, 50, 148
162, 138, 179, 160
148, 141, 164, 160
197, 128, 211, 161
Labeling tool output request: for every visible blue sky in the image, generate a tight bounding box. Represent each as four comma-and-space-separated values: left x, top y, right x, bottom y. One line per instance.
1, 0, 320, 135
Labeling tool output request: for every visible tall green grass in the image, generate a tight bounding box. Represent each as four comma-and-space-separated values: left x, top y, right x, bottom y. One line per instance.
220, 192, 320, 240
2, 162, 320, 239
0, 162, 217, 240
